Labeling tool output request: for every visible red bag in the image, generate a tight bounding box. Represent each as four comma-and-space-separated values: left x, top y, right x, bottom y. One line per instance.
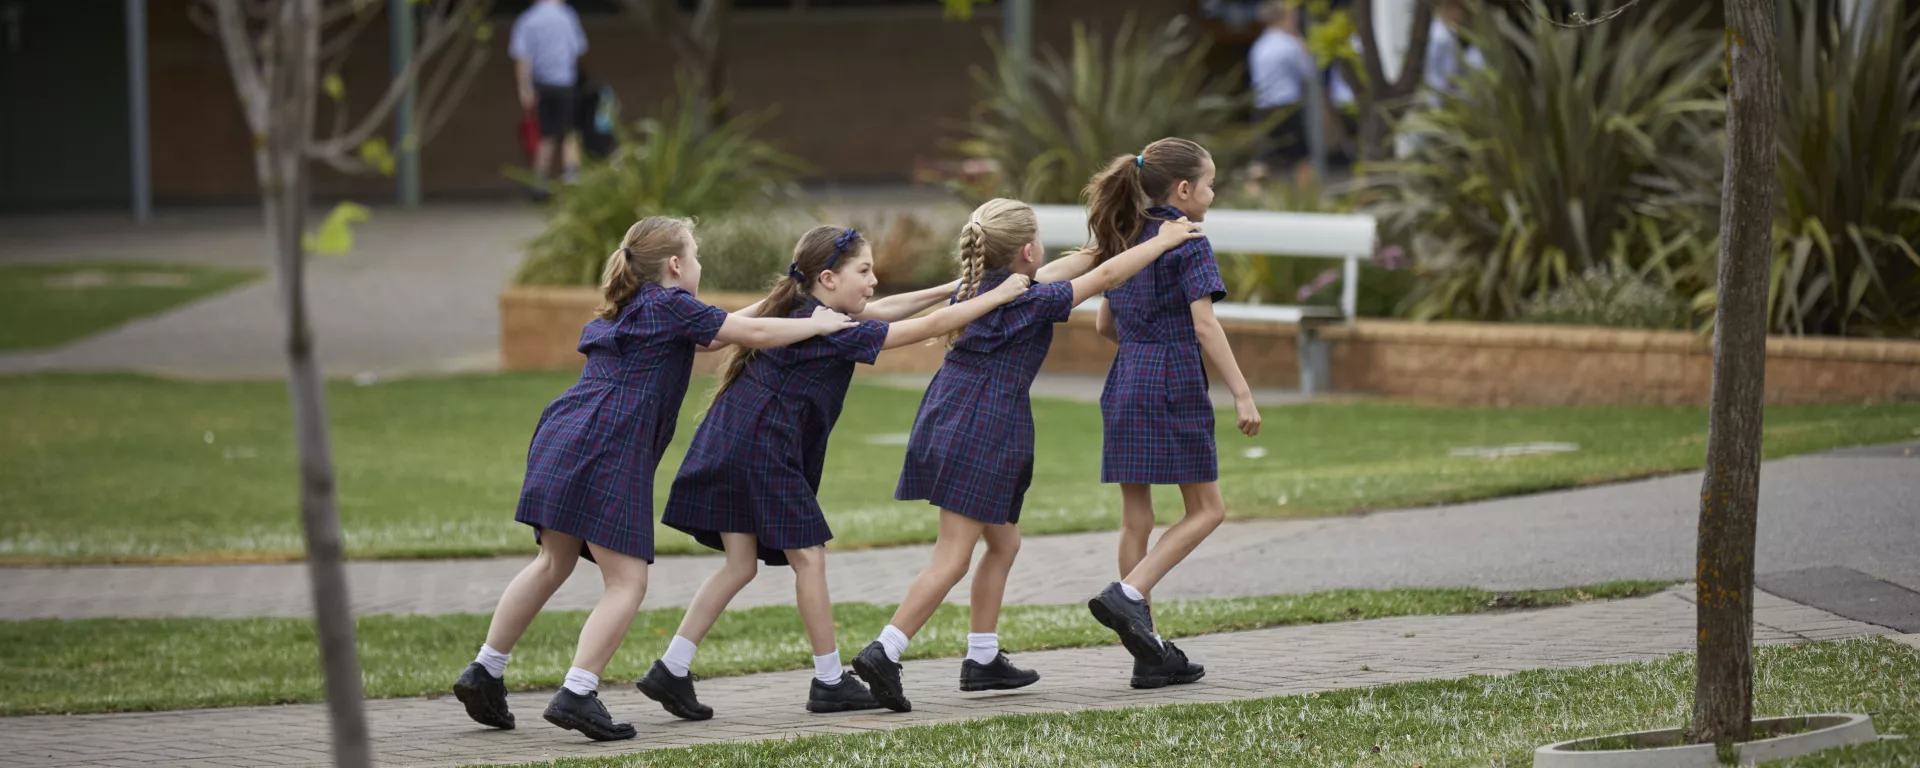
518, 110, 541, 162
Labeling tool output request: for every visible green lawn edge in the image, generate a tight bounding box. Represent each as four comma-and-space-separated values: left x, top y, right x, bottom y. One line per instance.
0, 581, 1670, 716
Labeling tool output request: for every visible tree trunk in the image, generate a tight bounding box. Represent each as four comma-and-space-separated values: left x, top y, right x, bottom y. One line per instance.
693, 0, 731, 117
1690, 0, 1779, 749
258, 2, 373, 765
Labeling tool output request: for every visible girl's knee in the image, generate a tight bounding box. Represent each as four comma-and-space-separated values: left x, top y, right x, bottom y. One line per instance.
983, 528, 1022, 559
532, 549, 578, 582
1120, 509, 1156, 534
784, 546, 827, 572
721, 557, 759, 582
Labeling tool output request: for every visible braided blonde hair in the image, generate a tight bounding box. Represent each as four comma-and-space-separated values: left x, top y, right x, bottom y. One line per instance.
946, 198, 1038, 344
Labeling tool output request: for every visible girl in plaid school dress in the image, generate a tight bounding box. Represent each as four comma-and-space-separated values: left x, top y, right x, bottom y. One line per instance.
638, 226, 1032, 718
451, 217, 857, 742
1083, 138, 1262, 689
848, 199, 1204, 713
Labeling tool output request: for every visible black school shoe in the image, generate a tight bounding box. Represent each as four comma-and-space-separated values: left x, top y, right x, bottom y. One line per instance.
542, 688, 637, 742
850, 641, 911, 712
636, 660, 713, 721
452, 662, 515, 729
960, 652, 1041, 692
1130, 640, 1206, 689
806, 674, 882, 713
1088, 582, 1162, 663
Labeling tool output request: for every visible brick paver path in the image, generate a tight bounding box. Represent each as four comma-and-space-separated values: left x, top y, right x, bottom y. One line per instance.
0, 588, 1890, 768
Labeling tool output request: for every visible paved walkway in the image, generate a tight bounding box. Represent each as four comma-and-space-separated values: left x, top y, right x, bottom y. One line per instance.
5, 447, 1914, 621
0, 191, 963, 380
0, 587, 1892, 768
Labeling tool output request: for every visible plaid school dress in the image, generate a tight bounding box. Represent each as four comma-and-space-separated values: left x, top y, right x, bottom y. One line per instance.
662, 297, 889, 566
895, 273, 1076, 525
1100, 205, 1228, 485
515, 283, 729, 562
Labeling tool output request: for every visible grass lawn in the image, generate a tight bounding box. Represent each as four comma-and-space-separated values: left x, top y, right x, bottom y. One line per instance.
2, 372, 1917, 563
494, 636, 1920, 768
0, 582, 1665, 716
0, 262, 259, 351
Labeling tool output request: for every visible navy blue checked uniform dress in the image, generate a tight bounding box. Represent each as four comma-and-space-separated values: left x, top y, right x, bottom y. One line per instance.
662, 297, 890, 566
895, 273, 1076, 525
515, 283, 729, 563
1100, 205, 1228, 485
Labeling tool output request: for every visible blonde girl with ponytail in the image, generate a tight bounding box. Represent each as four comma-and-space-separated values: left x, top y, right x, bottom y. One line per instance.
645, 225, 1033, 718
845, 198, 1202, 712
454, 217, 856, 743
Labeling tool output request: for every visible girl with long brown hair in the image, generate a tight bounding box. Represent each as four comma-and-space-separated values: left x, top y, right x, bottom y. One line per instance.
641, 226, 1032, 717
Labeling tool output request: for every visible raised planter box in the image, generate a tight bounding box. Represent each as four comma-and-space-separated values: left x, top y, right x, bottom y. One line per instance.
1534, 713, 1886, 767
500, 286, 1920, 405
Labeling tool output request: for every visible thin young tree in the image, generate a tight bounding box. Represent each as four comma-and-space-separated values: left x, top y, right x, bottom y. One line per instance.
1692, 0, 1778, 745
1479, 0, 1780, 746
192, 1, 491, 764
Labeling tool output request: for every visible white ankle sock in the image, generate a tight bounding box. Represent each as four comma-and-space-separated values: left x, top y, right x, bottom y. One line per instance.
662, 635, 698, 678
1120, 582, 1146, 602
562, 667, 599, 696
813, 652, 843, 685
475, 644, 511, 679
878, 625, 910, 663
965, 633, 1000, 665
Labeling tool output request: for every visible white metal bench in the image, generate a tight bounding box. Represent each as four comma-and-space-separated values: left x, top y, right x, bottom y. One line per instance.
1028, 205, 1378, 396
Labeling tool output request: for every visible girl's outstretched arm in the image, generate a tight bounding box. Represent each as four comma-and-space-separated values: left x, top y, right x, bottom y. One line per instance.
1036, 249, 1096, 284
852, 281, 963, 323
880, 274, 1033, 350
1067, 218, 1203, 305
698, 297, 771, 352
712, 306, 856, 350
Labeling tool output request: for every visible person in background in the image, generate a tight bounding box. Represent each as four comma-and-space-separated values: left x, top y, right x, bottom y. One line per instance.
510, 0, 588, 199
1247, 0, 1319, 187
1424, 0, 1486, 101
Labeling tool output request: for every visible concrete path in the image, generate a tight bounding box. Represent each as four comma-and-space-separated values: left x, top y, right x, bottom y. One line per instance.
0, 587, 1893, 768
4, 446, 1914, 621
0, 204, 539, 379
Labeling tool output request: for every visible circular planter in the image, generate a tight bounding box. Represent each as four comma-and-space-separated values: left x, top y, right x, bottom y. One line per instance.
1534, 714, 1880, 767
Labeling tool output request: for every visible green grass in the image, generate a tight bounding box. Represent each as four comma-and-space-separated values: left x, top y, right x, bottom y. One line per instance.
0, 262, 259, 350
493, 636, 1920, 768
0, 581, 1666, 716
2, 371, 1917, 563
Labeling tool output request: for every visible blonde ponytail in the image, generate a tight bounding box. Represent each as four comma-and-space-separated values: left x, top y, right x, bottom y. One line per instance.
596, 217, 696, 320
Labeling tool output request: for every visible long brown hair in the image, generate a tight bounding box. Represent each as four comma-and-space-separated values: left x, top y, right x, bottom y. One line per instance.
596, 216, 696, 320
1082, 137, 1210, 264
712, 225, 868, 399
947, 198, 1038, 344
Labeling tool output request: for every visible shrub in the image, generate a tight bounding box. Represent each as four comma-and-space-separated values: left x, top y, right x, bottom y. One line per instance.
953, 15, 1272, 206
513, 78, 809, 287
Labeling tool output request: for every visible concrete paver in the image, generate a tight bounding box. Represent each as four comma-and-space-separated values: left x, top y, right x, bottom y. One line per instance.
0, 588, 1890, 768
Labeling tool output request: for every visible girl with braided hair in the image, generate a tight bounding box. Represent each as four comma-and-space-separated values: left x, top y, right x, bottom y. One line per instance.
848, 199, 1202, 713
644, 225, 1032, 717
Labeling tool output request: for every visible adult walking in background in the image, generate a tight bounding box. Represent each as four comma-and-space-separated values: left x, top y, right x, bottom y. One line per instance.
511, 0, 588, 199
1247, 0, 1319, 187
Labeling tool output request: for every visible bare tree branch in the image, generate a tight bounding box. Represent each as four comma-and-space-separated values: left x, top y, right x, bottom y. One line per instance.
307, 0, 483, 160
416, 30, 491, 145
208, 0, 270, 133
1493, 0, 1656, 29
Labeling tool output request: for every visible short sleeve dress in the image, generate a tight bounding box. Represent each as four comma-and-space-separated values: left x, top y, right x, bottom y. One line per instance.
894, 273, 1077, 524
515, 283, 728, 562
1098, 205, 1227, 485
662, 297, 890, 566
